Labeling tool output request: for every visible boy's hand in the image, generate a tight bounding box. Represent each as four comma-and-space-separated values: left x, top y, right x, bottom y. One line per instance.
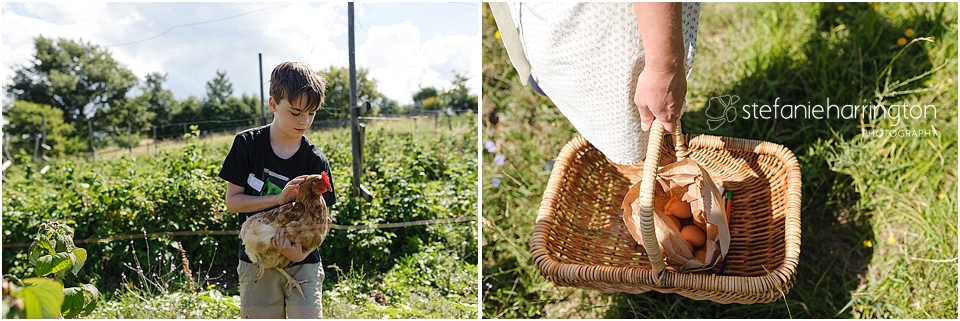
273, 228, 309, 262
276, 175, 309, 206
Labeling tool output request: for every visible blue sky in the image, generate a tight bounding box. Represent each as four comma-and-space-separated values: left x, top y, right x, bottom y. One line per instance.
1, 2, 480, 106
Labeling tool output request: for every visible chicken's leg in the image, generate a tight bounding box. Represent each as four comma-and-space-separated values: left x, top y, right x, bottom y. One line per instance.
254, 261, 265, 282
275, 267, 307, 298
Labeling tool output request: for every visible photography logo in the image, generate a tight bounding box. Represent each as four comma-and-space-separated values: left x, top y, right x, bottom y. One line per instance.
704, 95, 740, 130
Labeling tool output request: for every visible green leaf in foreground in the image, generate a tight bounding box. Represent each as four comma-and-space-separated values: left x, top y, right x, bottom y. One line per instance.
20, 278, 64, 319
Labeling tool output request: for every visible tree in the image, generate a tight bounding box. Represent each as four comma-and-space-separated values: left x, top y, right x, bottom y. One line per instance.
5, 36, 138, 131
93, 95, 154, 148
379, 98, 400, 115
318, 66, 384, 119
2, 101, 85, 156
440, 72, 476, 113
412, 86, 439, 112
198, 71, 259, 131
139, 73, 178, 136
169, 96, 203, 137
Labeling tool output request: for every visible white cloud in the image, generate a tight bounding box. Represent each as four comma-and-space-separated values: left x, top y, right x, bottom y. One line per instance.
357, 23, 479, 105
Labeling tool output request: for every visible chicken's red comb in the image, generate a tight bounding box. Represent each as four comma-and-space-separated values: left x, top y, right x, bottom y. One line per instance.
320, 171, 331, 187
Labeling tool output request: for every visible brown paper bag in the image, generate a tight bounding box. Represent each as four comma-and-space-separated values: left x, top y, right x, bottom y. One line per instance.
621, 158, 730, 273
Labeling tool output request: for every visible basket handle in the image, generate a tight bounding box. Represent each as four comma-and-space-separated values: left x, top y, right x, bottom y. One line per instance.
637, 118, 688, 282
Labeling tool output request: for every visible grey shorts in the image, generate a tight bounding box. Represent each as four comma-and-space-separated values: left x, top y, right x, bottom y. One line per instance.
238, 260, 325, 319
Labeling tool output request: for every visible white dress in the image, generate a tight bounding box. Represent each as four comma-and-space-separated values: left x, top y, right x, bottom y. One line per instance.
507, 2, 701, 165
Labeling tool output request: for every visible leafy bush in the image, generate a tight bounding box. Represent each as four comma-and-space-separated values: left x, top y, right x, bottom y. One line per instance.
3, 118, 477, 299
2, 222, 99, 318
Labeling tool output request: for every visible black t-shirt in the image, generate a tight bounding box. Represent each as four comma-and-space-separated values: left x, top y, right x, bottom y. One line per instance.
218, 125, 338, 265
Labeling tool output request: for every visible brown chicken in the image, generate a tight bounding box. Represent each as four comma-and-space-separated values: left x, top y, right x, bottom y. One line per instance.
239, 172, 332, 298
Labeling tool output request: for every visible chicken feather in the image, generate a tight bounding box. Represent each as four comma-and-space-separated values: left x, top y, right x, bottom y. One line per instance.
239, 172, 332, 298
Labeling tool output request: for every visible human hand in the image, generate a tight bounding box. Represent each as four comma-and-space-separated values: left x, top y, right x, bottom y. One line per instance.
273, 227, 309, 262
633, 2, 686, 134
276, 175, 309, 206
634, 63, 686, 133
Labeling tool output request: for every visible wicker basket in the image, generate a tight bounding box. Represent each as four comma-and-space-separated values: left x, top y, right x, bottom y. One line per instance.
531, 120, 802, 304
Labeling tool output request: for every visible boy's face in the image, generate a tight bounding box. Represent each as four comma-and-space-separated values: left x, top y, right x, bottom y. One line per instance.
269, 96, 317, 140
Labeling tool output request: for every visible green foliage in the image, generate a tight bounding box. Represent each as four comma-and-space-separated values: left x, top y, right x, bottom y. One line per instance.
90, 288, 240, 319
440, 72, 477, 113
5, 36, 137, 131
317, 65, 385, 119
16, 278, 63, 319
323, 246, 478, 319
317, 124, 477, 274
3, 116, 477, 318
1, 135, 232, 294
195, 71, 260, 132
381, 242, 476, 301
1, 100, 85, 156
140, 73, 178, 132
413, 86, 439, 112
2, 223, 99, 319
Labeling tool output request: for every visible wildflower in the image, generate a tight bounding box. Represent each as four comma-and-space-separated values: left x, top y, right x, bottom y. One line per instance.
484, 140, 497, 153
909, 17, 915, 22
837, 4, 845, 11
887, 12, 894, 18
887, 237, 896, 244
495, 30, 501, 39
486, 283, 492, 289
897, 37, 907, 46
904, 28, 915, 37
863, 240, 873, 248
871, 2, 879, 8
491, 177, 501, 187
207, 284, 216, 290
939, 193, 946, 199
494, 154, 505, 166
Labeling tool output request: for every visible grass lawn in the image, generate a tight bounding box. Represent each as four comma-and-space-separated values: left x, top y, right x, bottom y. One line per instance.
481, 2, 957, 318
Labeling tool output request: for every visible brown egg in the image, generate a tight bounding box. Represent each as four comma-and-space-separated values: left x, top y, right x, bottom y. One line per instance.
665, 214, 682, 230
683, 240, 694, 253
680, 225, 706, 248
693, 247, 707, 261
667, 198, 692, 219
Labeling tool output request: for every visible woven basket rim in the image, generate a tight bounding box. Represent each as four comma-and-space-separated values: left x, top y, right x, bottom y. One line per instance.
532, 133, 802, 294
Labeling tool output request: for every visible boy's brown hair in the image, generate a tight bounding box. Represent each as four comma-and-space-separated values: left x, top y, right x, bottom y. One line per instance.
269, 61, 326, 112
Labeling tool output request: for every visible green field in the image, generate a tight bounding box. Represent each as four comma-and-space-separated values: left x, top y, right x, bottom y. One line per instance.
481, 2, 957, 318
3, 114, 479, 318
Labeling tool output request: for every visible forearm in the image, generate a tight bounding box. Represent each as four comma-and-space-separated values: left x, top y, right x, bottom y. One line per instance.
225, 192, 283, 213
633, 2, 685, 71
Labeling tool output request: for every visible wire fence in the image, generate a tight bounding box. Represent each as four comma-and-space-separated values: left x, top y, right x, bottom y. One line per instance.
1, 216, 477, 249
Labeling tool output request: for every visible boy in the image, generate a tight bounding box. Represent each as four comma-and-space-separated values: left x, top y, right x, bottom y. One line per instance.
218, 61, 337, 319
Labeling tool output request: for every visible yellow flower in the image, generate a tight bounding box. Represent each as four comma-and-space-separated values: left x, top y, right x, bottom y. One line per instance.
837, 4, 845, 11
207, 284, 216, 290
495, 30, 501, 39
904, 28, 915, 37
863, 240, 873, 248
872, 2, 879, 8
939, 193, 946, 199
887, 12, 895, 18
897, 37, 907, 46
909, 17, 915, 22
887, 237, 896, 244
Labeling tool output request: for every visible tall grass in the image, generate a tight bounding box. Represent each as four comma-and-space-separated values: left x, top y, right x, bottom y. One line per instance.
481, 2, 957, 318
